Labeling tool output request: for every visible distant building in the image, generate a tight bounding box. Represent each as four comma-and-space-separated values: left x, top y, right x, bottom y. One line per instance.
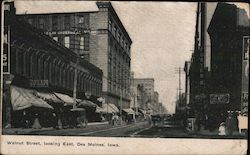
152, 91, 159, 114
133, 78, 154, 113
130, 73, 148, 111
18, 2, 132, 108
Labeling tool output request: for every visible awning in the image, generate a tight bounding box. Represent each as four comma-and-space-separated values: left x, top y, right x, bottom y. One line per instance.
123, 108, 135, 115
77, 100, 97, 108
34, 91, 63, 104
96, 103, 119, 113
54, 92, 74, 105
10, 86, 53, 111
138, 109, 146, 115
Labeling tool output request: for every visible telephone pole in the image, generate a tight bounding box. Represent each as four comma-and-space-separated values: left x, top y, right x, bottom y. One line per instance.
175, 67, 184, 107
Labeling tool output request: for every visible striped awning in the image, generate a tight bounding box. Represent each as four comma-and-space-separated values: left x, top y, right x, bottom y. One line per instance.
54, 92, 74, 105
10, 86, 53, 111
77, 100, 97, 108
123, 108, 135, 115
96, 103, 119, 113
34, 91, 63, 104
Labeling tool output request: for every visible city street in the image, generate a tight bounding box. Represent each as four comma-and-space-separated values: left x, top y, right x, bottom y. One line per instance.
3, 121, 151, 137
3, 119, 247, 139
132, 121, 248, 139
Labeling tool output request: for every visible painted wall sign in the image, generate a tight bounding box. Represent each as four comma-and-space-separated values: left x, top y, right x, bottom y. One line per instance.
209, 94, 230, 104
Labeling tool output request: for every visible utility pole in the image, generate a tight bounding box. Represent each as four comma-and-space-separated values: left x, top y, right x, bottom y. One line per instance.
72, 21, 81, 109
175, 67, 184, 107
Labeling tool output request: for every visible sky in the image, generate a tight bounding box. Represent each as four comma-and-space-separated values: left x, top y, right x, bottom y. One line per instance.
15, 1, 249, 114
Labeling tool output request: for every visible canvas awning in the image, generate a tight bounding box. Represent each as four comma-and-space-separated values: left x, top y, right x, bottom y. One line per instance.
123, 108, 135, 115
34, 91, 63, 104
10, 86, 53, 111
54, 92, 74, 105
138, 109, 146, 115
77, 100, 97, 108
96, 103, 119, 113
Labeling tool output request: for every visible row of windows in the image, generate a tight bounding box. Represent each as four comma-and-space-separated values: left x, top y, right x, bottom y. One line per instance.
27, 14, 89, 31
52, 34, 90, 52
108, 47, 130, 93
13, 47, 102, 96
108, 18, 131, 54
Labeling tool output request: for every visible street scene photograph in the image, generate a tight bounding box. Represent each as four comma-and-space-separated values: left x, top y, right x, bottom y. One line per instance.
1, 1, 249, 140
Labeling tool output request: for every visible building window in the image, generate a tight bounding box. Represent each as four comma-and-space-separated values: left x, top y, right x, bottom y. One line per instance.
64, 36, 70, 48
80, 36, 84, 50
117, 32, 121, 42
200, 80, 204, 85
108, 20, 112, 31
38, 17, 44, 29
113, 25, 117, 37
53, 36, 58, 41
83, 34, 90, 50
52, 15, 58, 31
64, 15, 70, 30
79, 16, 84, 24
28, 18, 33, 24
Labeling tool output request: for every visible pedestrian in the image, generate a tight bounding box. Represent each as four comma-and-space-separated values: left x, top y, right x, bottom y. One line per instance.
232, 112, 239, 133
218, 122, 226, 136
111, 113, 115, 126
225, 113, 234, 136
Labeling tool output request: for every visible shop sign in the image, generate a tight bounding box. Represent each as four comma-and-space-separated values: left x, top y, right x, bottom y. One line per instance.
209, 94, 229, 104
242, 36, 249, 92
29, 80, 49, 88
241, 36, 249, 114
3, 26, 10, 74
241, 92, 248, 114
44, 30, 90, 36
243, 36, 249, 60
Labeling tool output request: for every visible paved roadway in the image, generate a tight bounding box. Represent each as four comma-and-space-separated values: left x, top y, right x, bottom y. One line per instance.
24, 121, 151, 137
3, 120, 247, 139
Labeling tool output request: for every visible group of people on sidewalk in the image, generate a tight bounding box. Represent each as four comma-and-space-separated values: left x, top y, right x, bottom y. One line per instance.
186, 111, 243, 136
218, 112, 239, 136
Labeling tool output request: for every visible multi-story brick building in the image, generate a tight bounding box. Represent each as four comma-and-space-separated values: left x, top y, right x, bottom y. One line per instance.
18, 2, 132, 108
2, 3, 103, 126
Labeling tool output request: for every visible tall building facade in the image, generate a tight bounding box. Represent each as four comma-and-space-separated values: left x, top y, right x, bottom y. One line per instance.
18, 2, 132, 108
187, 2, 249, 121
2, 3, 103, 126
188, 2, 217, 115
208, 3, 249, 114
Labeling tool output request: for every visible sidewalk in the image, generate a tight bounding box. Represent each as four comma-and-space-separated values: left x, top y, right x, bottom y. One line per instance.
2, 121, 109, 135
187, 129, 248, 139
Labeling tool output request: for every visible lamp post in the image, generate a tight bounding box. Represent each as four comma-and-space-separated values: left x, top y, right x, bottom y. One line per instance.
120, 88, 123, 125
133, 93, 136, 123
